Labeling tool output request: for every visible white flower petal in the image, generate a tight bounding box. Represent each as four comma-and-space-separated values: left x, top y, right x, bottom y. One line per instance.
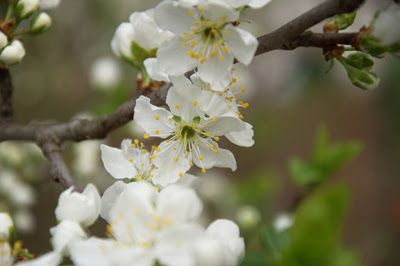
50, 220, 86, 256
152, 141, 191, 186
111, 22, 134, 59
197, 51, 233, 86
130, 11, 162, 49
157, 185, 203, 223
225, 121, 255, 147
200, 115, 246, 136
15, 251, 62, 266
224, 24, 258, 65
134, 96, 175, 137
156, 36, 198, 76
225, 0, 271, 8
193, 238, 226, 266
155, 0, 195, 34
69, 238, 115, 266
100, 144, 138, 179
166, 84, 205, 121
206, 219, 245, 265
100, 181, 127, 223
202, 1, 239, 22
144, 58, 170, 82
192, 140, 236, 171
155, 224, 205, 266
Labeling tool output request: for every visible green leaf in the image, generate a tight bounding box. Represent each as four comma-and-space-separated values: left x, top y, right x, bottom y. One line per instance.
289, 126, 362, 188
260, 224, 292, 253
240, 251, 270, 266
334, 11, 356, 30
277, 185, 359, 266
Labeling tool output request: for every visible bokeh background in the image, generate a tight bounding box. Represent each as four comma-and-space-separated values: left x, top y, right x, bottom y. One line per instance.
1, 0, 400, 265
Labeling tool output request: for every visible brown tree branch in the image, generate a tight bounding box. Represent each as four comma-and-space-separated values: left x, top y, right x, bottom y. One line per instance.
0, 68, 14, 120
37, 136, 78, 190
255, 0, 365, 55
0, 0, 367, 189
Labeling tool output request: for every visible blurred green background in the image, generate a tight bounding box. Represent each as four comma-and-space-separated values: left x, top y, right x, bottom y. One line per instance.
2, 0, 400, 265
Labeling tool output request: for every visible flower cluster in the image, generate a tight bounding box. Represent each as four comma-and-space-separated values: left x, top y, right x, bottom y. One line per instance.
2, 0, 272, 265
0, 0, 55, 66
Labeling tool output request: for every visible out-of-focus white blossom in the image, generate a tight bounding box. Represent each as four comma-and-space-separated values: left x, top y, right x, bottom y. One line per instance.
373, 3, 400, 46
0, 170, 35, 208
39, 0, 60, 9
89, 57, 122, 91
236, 205, 261, 229
0, 40, 26, 65
273, 213, 294, 232
13, 210, 35, 233
55, 183, 101, 228
72, 140, 101, 176
224, 0, 272, 9
16, 0, 40, 19
0, 32, 7, 51
30, 12, 52, 33
70, 181, 244, 266
50, 220, 86, 256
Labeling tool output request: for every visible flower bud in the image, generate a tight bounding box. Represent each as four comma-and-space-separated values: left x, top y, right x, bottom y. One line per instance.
345, 52, 374, 70
0, 40, 26, 65
0, 31, 8, 50
30, 12, 52, 34
55, 183, 101, 228
15, 0, 40, 20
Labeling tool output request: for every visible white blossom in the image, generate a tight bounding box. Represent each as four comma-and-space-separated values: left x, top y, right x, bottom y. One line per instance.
39, 0, 60, 9
70, 181, 244, 266
101, 139, 197, 187
273, 213, 294, 232
111, 9, 173, 63
373, 3, 400, 46
134, 79, 254, 180
0, 40, 26, 65
154, 0, 258, 88
54, 183, 101, 228
0, 240, 14, 266
89, 57, 121, 91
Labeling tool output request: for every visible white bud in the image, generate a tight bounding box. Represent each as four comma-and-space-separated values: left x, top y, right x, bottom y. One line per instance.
0, 213, 14, 241
55, 183, 101, 228
0, 31, 8, 50
236, 205, 261, 230
374, 3, 400, 46
16, 0, 40, 19
31, 12, 52, 33
273, 213, 294, 232
0, 40, 26, 65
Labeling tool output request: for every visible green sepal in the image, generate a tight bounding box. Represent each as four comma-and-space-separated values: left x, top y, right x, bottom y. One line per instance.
334, 11, 356, 30
336, 55, 380, 90
360, 35, 388, 58
344, 52, 374, 70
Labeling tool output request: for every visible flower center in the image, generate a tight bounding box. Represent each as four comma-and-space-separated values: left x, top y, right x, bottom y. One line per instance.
182, 9, 230, 63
